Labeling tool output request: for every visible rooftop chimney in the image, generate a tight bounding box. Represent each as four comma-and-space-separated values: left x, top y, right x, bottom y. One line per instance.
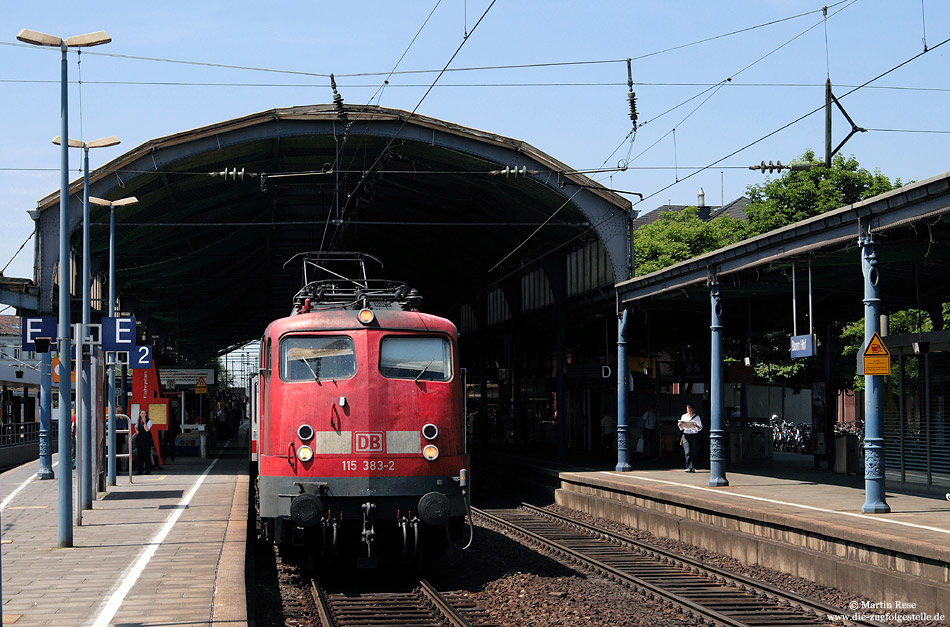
697, 187, 706, 207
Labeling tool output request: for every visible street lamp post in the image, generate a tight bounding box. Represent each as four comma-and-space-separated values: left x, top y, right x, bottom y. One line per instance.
89, 195, 137, 486
17, 27, 111, 548
55, 136, 119, 510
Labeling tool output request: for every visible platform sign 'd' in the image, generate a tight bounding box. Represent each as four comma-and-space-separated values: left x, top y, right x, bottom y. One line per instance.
862, 332, 891, 376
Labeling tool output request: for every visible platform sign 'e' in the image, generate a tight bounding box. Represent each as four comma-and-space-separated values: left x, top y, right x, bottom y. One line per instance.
862, 332, 891, 376
102, 317, 137, 351
21, 317, 57, 351
130, 345, 153, 370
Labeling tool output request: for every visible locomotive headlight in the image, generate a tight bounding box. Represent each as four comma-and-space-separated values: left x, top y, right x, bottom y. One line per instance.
422, 444, 439, 461
421, 423, 438, 440
358, 308, 375, 325
297, 424, 314, 441
296, 445, 314, 462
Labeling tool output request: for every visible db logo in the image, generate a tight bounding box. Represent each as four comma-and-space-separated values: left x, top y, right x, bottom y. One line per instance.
355, 432, 384, 452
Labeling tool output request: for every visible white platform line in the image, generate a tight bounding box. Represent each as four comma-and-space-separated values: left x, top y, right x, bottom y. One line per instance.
597, 471, 950, 535
91, 454, 222, 627
1, 460, 58, 511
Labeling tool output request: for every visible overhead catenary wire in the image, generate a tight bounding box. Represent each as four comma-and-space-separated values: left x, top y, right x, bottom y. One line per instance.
603, 0, 853, 181
320, 0, 445, 253
3, 2, 937, 290
5, 79, 948, 92
486, 32, 950, 289
334, 0, 497, 226
1, 2, 846, 82
0, 230, 35, 275
866, 127, 950, 134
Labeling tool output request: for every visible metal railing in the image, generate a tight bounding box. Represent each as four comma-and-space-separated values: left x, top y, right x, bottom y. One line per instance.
0, 421, 58, 446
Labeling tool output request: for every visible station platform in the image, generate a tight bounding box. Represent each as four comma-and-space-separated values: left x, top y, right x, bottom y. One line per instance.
477, 449, 950, 617
0, 440, 249, 627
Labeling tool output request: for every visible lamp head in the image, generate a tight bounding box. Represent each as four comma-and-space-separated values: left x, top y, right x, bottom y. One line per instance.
18, 29, 111, 48
17, 29, 61, 47
53, 136, 119, 149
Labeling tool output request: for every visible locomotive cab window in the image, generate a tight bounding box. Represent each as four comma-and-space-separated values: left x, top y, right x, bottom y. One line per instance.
379, 336, 452, 382
280, 336, 356, 381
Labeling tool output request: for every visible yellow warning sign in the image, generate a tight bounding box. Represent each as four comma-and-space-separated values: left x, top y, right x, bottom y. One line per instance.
863, 332, 891, 375
863, 332, 890, 357
195, 376, 208, 395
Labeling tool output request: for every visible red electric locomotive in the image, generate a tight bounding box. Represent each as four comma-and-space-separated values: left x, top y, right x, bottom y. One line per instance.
254, 253, 471, 567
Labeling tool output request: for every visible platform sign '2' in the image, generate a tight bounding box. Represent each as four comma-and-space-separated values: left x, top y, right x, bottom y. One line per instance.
131, 345, 153, 369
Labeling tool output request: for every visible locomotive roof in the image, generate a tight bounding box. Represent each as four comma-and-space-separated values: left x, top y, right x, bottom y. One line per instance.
264, 308, 458, 338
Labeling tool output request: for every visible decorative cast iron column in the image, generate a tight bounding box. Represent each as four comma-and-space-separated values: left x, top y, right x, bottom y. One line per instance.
708, 271, 728, 486
860, 231, 890, 513
616, 308, 631, 471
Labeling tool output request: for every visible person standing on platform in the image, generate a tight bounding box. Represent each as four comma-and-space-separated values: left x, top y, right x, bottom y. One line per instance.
641, 403, 659, 460
140, 410, 162, 471
677, 403, 702, 473
132, 420, 152, 475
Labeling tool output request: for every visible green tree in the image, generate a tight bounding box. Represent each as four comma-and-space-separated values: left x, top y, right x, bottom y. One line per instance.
744, 150, 898, 235
634, 205, 747, 276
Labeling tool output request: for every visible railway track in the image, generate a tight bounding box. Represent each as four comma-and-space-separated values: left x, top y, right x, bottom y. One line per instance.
312, 578, 495, 627
472, 504, 890, 627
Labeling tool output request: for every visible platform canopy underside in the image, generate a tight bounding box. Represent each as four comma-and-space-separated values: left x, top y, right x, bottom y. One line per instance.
33, 104, 631, 361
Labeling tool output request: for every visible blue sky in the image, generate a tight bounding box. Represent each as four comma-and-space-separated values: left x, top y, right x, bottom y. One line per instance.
1, 1, 948, 288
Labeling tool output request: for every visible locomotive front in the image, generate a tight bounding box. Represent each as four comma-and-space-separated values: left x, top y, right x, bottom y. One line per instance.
256, 268, 471, 568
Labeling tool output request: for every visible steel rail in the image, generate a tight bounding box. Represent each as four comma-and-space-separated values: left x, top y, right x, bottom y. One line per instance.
517, 503, 891, 627
312, 579, 336, 627
419, 579, 477, 627
473, 506, 749, 627
473, 505, 886, 627
311, 577, 475, 627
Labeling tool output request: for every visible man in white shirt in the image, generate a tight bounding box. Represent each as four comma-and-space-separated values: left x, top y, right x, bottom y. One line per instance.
677, 403, 702, 472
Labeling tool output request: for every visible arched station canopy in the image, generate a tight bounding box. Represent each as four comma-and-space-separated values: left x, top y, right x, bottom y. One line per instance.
32, 104, 632, 362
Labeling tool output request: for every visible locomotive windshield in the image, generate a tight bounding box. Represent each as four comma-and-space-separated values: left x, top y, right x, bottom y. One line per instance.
280, 336, 356, 381
379, 336, 452, 382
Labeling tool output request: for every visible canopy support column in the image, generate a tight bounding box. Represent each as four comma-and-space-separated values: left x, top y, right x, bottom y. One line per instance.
860, 231, 890, 513
616, 307, 632, 471
708, 271, 728, 486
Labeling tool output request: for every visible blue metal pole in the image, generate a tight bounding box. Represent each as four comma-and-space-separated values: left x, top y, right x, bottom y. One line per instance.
107, 204, 116, 485
81, 146, 92, 510
616, 308, 632, 471
37, 352, 54, 479
56, 41, 73, 548
860, 232, 890, 513
708, 278, 729, 486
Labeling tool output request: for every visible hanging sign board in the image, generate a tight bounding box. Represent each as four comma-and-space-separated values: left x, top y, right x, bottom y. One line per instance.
790, 334, 816, 358
862, 332, 891, 376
